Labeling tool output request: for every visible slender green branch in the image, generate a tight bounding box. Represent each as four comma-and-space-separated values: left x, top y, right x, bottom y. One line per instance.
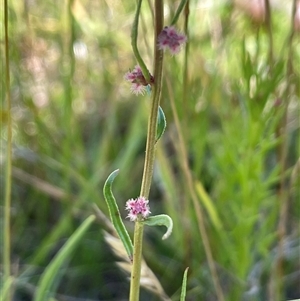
129, 1, 164, 300
131, 0, 151, 83
171, 0, 188, 26
4, 0, 12, 299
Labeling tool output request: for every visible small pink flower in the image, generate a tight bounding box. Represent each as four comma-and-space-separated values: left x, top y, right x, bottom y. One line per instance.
124, 65, 153, 95
158, 26, 187, 55
125, 197, 151, 221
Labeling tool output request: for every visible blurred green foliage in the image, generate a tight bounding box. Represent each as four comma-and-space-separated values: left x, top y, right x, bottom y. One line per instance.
1, 0, 299, 300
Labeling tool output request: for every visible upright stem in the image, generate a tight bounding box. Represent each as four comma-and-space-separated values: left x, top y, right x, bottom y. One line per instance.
131, 0, 151, 83
264, 0, 273, 67
129, 1, 164, 300
139, 8, 164, 198
166, 78, 225, 301
4, 0, 12, 299
62, 0, 75, 197
272, 1, 297, 300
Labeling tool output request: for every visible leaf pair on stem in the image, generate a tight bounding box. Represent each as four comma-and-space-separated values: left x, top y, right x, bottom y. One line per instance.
103, 169, 173, 262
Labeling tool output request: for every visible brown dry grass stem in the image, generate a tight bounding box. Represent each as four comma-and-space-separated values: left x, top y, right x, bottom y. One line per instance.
166, 78, 225, 301
263, 0, 273, 66
4, 0, 13, 299
272, 0, 298, 300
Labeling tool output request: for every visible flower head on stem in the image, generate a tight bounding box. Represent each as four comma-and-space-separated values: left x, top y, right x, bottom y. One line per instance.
124, 65, 154, 95
125, 197, 151, 221
158, 26, 187, 55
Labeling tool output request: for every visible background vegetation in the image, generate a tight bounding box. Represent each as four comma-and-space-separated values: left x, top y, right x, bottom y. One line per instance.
1, 0, 299, 300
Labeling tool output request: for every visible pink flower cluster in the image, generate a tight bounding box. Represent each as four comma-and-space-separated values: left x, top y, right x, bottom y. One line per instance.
158, 26, 187, 55
124, 65, 153, 95
125, 196, 151, 221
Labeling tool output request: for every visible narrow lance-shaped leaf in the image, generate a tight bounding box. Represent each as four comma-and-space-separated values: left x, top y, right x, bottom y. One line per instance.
0, 276, 14, 301
103, 169, 133, 261
131, 0, 151, 83
156, 106, 167, 143
180, 267, 189, 301
195, 181, 222, 230
171, 0, 188, 25
142, 214, 173, 240
34, 215, 95, 301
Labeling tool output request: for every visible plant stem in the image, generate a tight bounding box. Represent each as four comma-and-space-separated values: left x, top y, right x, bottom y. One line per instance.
181, 0, 192, 268
166, 78, 225, 301
4, 0, 12, 299
129, 1, 164, 300
62, 0, 75, 197
272, 1, 297, 300
171, 0, 188, 26
182, 0, 189, 122
131, 0, 151, 83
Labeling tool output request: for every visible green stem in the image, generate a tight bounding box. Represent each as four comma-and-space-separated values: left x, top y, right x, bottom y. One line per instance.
129, 221, 144, 301
131, 0, 151, 83
139, 0, 164, 199
171, 0, 188, 26
129, 1, 164, 300
4, 0, 12, 299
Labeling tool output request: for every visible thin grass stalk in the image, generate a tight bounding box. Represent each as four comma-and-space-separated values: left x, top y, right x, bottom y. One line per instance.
140, 10, 152, 59
166, 78, 225, 301
4, 0, 12, 299
62, 0, 75, 196
264, 0, 273, 66
146, 0, 154, 27
129, 1, 164, 300
272, 1, 297, 300
181, 0, 192, 267
182, 0, 189, 110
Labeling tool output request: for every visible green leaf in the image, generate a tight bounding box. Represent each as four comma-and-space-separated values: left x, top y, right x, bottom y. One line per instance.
195, 181, 222, 230
103, 169, 133, 261
0, 276, 14, 301
171, 0, 188, 25
180, 267, 189, 301
241, 38, 253, 84
156, 106, 167, 143
142, 214, 173, 240
34, 215, 95, 301
131, 0, 151, 83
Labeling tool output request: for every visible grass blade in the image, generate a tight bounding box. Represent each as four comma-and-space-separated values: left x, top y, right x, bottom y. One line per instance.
103, 169, 133, 261
34, 215, 95, 301
180, 267, 189, 301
